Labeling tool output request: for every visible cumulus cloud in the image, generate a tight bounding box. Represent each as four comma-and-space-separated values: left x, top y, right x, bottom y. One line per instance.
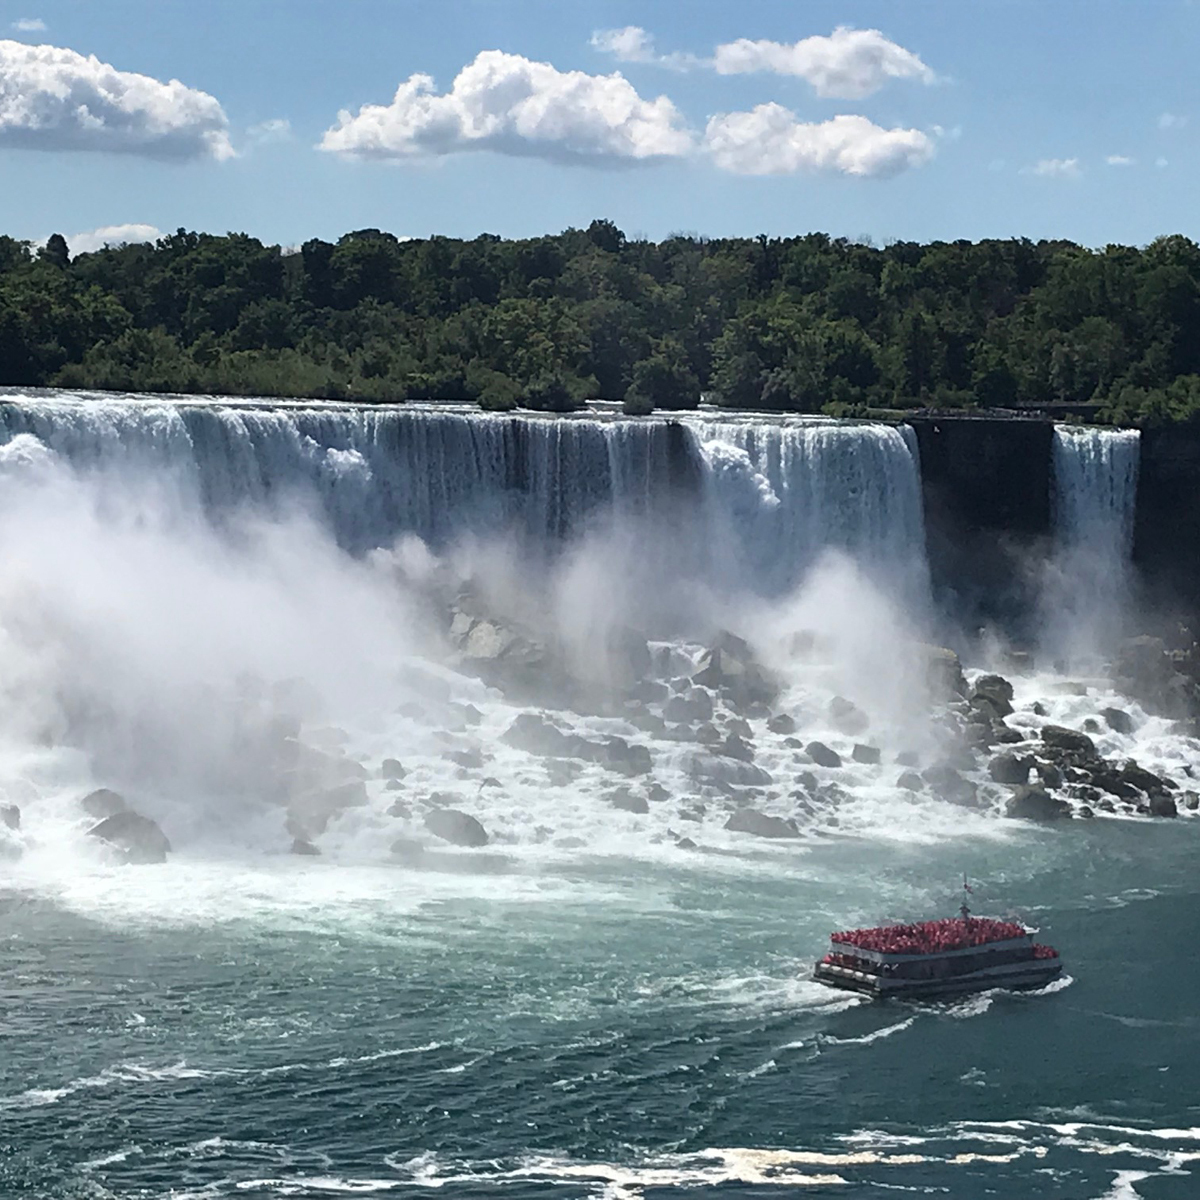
0, 39, 233, 159
704, 105, 934, 176
319, 50, 693, 165
1106, 154, 1135, 166
589, 25, 702, 70
64, 223, 162, 255
1028, 157, 1081, 178
1158, 112, 1186, 130
712, 26, 935, 98
12, 18, 46, 32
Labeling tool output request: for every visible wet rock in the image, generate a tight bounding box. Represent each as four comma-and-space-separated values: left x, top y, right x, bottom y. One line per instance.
502, 712, 578, 757
545, 760, 583, 787
805, 741, 842, 769
1041, 725, 1097, 757
922, 763, 979, 807
628, 679, 670, 705
895, 750, 921, 768
608, 790, 649, 815
852, 744, 881, 765
675, 836, 697, 850
1149, 793, 1179, 818
445, 748, 485, 771
385, 779, 406, 792
724, 809, 800, 839
1032, 701, 1047, 717
80, 788, 128, 819
767, 713, 797, 735
971, 674, 1015, 717
1077, 805, 1095, 819
692, 631, 779, 708
663, 688, 714, 724
387, 797, 412, 818
794, 771, 819, 793
717, 733, 755, 763
390, 836, 426, 863
919, 644, 969, 699
724, 716, 753, 739
694, 723, 722, 746
424, 808, 489, 848
1, 803, 19, 830
1082, 718, 1101, 734
450, 702, 484, 726
88, 811, 172, 863
1006, 786, 1070, 821
1087, 769, 1138, 800
685, 752, 772, 788
897, 771, 924, 792
1035, 761, 1064, 789
380, 758, 407, 781
1183, 791, 1200, 810
592, 737, 653, 777
829, 697, 869, 736
993, 726, 1027, 744
989, 752, 1034, 785
290, 837, 320, 856
1101, 707, 1134, 734
646, 782, 670, 804
1121, 762, 1171, 794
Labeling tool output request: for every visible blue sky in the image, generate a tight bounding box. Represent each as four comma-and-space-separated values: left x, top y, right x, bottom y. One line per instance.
3, 1, 1200, 252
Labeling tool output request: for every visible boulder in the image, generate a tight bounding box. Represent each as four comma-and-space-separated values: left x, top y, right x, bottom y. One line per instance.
1087, 769, 1138, 801
806, 742, 842, 769
922, 763, 979, 807
663, 688, 714, 724
767, 713, 797, 735
829, 697, 869, 736
646, 782, 670, 804
545, 760, 583, 787
1035, 761, 1065, 789
692, 631, 779, 707
724, 809, 800, 839
450, 702, 484, 726
290, 837, 320, 856
591, 736, 653, 777
675, 836, 697, 850
0, 803, 19, 830
1005, 786, 1071, 821
895, 750, 921, 768
387, 797, 412, 818
608, 790, 649, 815
1149, 793, 1178, 818
380, 758, 406, 781
989, 752, 1034, 785
971, 674, 1015, 717
445, 748, 485, 771
1100, 707, 1134, 734
502, 712, 579, 758
794, 771, 818, 793
685, 752, 772, 788
1041, 725, 1097, 757
289, 780, 369, 836
423, 809, 489, 848
390, 836, 426, 863
80, 788, 128, 819
918, 644, 969, 699
1121, 762, 1171, 794
88, 811, 171, 864
851, 744, 881, 765
897, 771, 924, 792
1077, 805, 1095, 819
716, 733, 755, 763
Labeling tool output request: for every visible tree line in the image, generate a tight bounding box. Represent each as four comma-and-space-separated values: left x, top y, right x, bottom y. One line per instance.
4, 221, 1200, 423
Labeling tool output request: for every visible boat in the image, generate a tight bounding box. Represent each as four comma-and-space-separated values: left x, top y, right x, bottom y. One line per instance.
813, 892, 1062, 999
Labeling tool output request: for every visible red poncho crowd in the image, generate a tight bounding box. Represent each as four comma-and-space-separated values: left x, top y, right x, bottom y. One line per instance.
830, 917, 1027, 955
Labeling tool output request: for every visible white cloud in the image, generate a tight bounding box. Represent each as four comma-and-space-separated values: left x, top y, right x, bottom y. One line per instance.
1106, 154, 1135, 166
1028, 157, 1081, 178
248, 117, 291, 143
1159, 112, 1186, 130
712, 26, 935, 98
589, 26, 702, 70
319, 50, 693, 165
590, 26, 656, 63
64, 223, 162, 255
12, 18, 45, 32
1157, 156, 1169, 168
704, 105, 934, 176
0, 39, 233, 159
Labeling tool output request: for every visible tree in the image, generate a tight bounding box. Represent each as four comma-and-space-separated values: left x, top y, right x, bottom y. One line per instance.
39, 234, 69, 269
624, 342, 700, 411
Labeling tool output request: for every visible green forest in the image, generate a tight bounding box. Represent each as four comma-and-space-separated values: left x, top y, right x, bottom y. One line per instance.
4, 221, 1200, 422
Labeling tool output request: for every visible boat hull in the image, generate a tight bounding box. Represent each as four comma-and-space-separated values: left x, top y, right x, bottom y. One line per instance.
813, 958, 1062, 999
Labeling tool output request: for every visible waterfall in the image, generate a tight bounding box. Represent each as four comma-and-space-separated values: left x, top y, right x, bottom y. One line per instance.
1047, 425, 1141, 664
0, 391, 929, 597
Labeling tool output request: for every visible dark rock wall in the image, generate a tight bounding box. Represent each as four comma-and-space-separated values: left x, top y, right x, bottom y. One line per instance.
908, 418, 1054, 635
1133, 426, 1200, 617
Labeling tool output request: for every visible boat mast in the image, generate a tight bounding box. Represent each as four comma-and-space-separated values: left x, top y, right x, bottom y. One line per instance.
960, 873, 972, 925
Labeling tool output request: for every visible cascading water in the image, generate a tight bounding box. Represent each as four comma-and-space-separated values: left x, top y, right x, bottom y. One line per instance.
0, 391, 930, 596
1045, 425, 1141, 666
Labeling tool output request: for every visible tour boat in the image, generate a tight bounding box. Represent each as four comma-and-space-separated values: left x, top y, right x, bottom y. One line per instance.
813, 896, 1062, 999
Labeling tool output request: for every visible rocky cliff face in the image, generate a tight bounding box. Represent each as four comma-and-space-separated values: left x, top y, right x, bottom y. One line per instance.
908, 418, 1054, 634
1133, 426, 1200, 616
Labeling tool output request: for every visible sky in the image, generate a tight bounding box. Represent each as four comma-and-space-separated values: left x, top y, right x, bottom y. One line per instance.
3, 0, 1200, 253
